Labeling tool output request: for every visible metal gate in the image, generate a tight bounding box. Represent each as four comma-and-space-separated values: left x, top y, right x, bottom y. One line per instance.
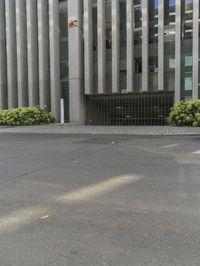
86, 91, 174, 126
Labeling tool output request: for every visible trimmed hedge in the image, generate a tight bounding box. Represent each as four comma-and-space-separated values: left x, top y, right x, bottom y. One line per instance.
168, 100, 200, 127
0, 106, 55, 126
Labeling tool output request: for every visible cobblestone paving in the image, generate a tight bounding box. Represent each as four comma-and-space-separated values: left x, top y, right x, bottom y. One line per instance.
0, 124, 200, 135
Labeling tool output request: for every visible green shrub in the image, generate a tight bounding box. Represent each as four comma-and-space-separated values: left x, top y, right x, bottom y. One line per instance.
168, 99, 200, 127
0, 106, 55, 126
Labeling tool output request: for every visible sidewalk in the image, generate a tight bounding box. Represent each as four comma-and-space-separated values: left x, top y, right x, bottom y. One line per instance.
0, 124, 200, 135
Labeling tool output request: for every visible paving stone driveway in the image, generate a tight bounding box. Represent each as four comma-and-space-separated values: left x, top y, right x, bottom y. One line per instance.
0, 124, 200, 135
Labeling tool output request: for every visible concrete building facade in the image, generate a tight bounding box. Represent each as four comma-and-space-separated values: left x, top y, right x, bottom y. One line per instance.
0, 0, 199, 125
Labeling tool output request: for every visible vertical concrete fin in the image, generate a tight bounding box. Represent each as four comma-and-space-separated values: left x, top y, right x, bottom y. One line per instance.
68, 0, 85, 124
38, 0, 50, 110
16, 0, 28, 107
97, 0, 106, 94
5, 0, 18, 108
49, 0, 60, 121
126, 0, 134, 93
27, 0, 39, 107
0, 0, 7, 109
158, 0, 164, 91
112, 0, 120, 93
192, 0, 199, 99
175, 0, 181, 102
84, 0, 93, 95
142, 0, 149, 92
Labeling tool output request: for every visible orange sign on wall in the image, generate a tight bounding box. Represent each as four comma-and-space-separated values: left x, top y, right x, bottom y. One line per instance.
68, 19, 78, 28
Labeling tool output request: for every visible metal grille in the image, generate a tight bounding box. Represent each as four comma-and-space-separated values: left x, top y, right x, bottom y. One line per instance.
86, 92, 174, 126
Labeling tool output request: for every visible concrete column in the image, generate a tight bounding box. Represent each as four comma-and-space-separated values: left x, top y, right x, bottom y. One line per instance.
158, 0, 164, 91
84, 0, 93, 95
112, 0, 120, 93
97, 0, 106, 94
68, 0, 85, 124
38, 0, 50, 110
49, 0, 60, 121
16, 0, 28, 107
192, 0, 199, 99
27, 0, 39, 107
5, 0, 18, 108
142, 0, 149, 92
126, 0, 134, 92
175, 0, 181, 102
0, 0, 7, 109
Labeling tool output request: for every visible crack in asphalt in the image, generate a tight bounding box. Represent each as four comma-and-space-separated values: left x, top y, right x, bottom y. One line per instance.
0, 143, 115, 185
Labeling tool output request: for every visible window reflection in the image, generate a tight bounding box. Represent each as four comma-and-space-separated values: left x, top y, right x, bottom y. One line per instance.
164, 0, 176, 92
134, 0, 142, 91
181, 0, 193, 100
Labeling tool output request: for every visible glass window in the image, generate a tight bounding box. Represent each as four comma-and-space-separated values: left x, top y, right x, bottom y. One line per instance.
92, 1, 98, 94
134, 0, 142, 91
120, 0, 127, 92
185, 56, 192, 67
164, 0, 176, 91
59, 0, 69, 121
181, 0, 193, 100
134, 0, 142, 29
106, 0, 112, 93
169, 57, 175, 69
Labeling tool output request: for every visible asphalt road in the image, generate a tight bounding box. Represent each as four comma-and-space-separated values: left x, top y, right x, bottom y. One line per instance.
0, 133, 200, 266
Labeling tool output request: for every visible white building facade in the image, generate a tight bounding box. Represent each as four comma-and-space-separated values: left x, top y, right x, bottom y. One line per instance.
0, 0, 199, 125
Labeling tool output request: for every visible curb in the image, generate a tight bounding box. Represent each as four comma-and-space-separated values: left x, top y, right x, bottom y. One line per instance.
0, 125, 200, 136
